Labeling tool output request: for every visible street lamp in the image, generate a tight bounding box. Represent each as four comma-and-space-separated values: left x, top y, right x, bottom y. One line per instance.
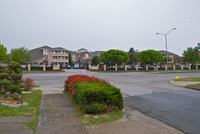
156, 28, 176, 72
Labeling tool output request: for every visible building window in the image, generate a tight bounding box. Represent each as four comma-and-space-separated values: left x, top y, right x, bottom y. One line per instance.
43, 49, 48, 55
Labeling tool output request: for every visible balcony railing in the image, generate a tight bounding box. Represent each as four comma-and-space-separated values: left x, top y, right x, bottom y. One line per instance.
52, 59, 69, 62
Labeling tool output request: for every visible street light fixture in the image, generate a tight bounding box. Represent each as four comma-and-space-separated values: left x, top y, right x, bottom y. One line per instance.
156, 28, 176, 72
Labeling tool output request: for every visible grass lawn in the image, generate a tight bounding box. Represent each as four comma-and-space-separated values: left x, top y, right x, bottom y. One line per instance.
185, 83, 200, 91
174, 77, 200, 82
34, 85, 41, 88
0, 90, 42, 131
23, 70, 65, 73
160, 71, 200, 74
63, 91, 123, 125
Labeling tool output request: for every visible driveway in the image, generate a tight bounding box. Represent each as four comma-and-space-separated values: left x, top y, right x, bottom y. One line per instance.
23, 70, 200, 134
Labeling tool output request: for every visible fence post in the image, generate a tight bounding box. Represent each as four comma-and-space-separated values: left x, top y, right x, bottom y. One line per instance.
125, 64, 127, 71
173, 65, 176, 70
43, 63, 46, 71
181, 65, 183, 71
104, 64, 106, 71
28, 64, 31, 71
146, 64, 148, 71
136, 64, 138, 71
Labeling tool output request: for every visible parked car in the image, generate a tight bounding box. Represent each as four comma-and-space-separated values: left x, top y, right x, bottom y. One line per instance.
79, 65, 84, 69
138, 65, 144, 69
67, 65, 71, 69
73, 64, 79, 69
21, 65, 26, 69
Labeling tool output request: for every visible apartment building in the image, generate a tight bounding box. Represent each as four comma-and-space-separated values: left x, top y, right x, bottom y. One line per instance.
30, 46, 69, 67
158, 50, 180, 66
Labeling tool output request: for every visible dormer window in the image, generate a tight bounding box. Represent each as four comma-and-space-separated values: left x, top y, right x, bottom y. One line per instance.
43, 49, 48, 55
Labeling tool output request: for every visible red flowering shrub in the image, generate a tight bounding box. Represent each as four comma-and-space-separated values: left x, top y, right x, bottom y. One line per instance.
64, 75, 109, 96
22, 78, 34, 91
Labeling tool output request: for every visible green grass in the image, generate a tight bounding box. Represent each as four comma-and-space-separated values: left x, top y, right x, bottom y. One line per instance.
160, 70, 200, 74
0, 90, 42, 131
23, 70, 65, 73
63, 91, 123, 125
185, 83, 200, 91
173, 77, 200, 82
34, 85, 41, 88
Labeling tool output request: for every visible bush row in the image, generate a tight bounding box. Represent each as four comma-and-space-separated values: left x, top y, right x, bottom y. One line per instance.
65, 75, 123, 114
64, 75, 108, 96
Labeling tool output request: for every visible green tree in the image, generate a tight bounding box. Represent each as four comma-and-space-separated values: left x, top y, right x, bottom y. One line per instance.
10, 47, 32, 64
138, 50, 163, 64
91, 56, 100, 66
128, 47, 139, 65
69, 52, 72, 66
163, 56, 172, 63
100, 49, 130, 65
0, 43, 9, 61
183, 47, 199, 65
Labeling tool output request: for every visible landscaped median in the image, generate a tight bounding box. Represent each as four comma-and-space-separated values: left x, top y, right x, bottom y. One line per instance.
171, 77, 200, 91
64, 75, 124, 124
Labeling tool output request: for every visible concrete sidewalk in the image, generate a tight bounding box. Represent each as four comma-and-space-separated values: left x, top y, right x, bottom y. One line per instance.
85, 107, 183, 134
36, 86, 183, 134
36, 86, 88, 134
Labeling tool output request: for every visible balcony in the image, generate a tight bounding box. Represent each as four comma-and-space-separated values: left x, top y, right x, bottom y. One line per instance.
52, 52, 68, 56
52, 59, 69, 62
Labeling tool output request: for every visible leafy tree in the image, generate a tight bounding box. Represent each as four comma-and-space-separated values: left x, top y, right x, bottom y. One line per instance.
128, 47, 139, 65
183, 47, 199, 65
0, 43, 9, 61
91, 56, 100, 66
138, 50, 163, 64
69, 52, 72, 66
100, 49, 130, 65
163, 56, 172, 63
10, 47, 32, 64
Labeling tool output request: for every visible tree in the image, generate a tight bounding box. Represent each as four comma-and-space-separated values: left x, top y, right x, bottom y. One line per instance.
91, 56, 100, 66
128, 47, 139, 65
69, 52, 72, 66
183, 47, 199, 65
0, 43, 9, 61
163, 56, 172, 63
10, 47, 32, 64
138, 50, 163, 64
100, 49, 130, 65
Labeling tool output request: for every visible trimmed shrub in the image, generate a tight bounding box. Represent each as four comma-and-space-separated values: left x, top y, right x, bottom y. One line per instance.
74, 81, 123, 114
64, 75, 108, 96
65, 75, 123, 114
0, 73, 9, 80
9, 61, 22, 74
0, 65, 8, 73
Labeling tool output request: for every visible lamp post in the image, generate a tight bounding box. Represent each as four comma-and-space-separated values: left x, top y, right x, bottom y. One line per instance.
156, 28, 176, 72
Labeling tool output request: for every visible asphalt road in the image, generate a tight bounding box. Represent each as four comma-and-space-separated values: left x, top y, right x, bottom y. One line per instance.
23, 69, 200, 134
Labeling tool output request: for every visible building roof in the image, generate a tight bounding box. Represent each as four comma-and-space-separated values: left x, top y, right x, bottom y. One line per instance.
30, 45, 52, 62
158, 50, 179, 56
50, 47, 69, 51
91, 51, 105, 56
77, 48, 89, 53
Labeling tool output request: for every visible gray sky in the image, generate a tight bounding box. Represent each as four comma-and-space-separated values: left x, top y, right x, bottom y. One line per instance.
0, 0, 200, 56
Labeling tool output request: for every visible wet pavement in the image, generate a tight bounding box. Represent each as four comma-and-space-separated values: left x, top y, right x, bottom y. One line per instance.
23, 69, 200, 134
36, 86, 88, 134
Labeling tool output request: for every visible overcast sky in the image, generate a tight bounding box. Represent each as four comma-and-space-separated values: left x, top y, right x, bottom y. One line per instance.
0, 0, 200, 56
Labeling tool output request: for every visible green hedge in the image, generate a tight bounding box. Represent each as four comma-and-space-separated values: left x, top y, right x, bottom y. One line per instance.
74, 81, 123, 114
